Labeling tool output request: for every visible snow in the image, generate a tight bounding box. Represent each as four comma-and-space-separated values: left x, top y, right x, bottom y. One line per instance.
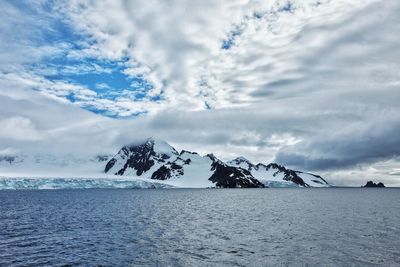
152, 139, 178, 156
252, 167, 287, 182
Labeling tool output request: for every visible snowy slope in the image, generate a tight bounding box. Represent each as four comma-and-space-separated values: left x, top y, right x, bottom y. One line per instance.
154, 151, 215, 188
0, 154, 110, 178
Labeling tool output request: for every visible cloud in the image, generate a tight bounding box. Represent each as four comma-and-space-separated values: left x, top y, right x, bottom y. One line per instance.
275, 113, 400, 170
0, 1, 70, 72
59, 0, 252, 110
271, 0, 400, 172
0, 116, 41, 141
59, 0, 380, 112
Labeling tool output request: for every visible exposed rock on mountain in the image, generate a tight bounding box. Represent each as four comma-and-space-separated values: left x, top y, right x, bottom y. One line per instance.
209, 161, 264, 188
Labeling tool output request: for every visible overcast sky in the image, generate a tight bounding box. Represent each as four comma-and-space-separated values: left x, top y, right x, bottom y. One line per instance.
1, 0, 400, 186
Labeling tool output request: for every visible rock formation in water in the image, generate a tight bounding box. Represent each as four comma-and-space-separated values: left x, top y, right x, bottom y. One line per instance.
363, 181, 385, 188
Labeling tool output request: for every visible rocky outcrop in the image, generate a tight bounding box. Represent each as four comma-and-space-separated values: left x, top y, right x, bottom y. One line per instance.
363, 181, 385, 188
209, 161, 264, 188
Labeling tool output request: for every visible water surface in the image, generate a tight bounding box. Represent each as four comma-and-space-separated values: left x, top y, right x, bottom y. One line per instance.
1, 188, 399, 266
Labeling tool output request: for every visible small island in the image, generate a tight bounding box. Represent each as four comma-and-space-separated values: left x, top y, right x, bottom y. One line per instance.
363, 181, 385, 188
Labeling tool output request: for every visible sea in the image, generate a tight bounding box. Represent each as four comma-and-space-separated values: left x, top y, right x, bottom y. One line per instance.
0, 188, 399, 266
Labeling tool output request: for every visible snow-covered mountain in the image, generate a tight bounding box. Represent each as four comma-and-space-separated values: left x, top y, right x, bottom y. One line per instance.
227, 158, 329, 188
0, 138, 330, 189
104, 139, 264, 188
104, 138, 329, 188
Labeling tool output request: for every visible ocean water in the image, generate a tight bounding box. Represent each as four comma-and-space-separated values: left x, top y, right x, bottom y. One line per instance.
0, 188, 399, 267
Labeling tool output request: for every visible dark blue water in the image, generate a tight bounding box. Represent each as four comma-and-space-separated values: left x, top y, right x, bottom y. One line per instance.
1, 188, 399, 266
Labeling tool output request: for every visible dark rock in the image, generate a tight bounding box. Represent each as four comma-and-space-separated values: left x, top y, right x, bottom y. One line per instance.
377, 182, 385, 187
180, 150, 198, 156
208, 161, 264, 188
363, 181, 385, 188
151, 165, 170, 180
104, 158, 116, 173
151, 162, 184, 180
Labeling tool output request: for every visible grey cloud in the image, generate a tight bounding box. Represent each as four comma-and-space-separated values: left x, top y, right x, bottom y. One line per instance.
276, 114, 400, 171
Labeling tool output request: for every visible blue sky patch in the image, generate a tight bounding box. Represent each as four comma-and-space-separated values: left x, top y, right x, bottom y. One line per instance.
222, 29, 242, 50
42, 56, 156, 110
5, 0, 158, 118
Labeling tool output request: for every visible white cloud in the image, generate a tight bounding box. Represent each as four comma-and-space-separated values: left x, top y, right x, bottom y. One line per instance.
0, 147, 20, 155
0, 116, 41, 141
0, 1, 69, 72
59, 0, 379, 112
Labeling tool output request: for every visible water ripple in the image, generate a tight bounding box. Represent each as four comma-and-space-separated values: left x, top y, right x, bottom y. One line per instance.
0, 188, 399, 266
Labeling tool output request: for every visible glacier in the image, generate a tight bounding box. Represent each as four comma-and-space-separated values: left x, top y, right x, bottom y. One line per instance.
0, 177, 173, 190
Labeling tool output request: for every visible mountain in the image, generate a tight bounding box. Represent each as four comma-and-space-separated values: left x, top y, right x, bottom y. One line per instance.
227, 158, 329, 188
104, 138, 329, 188
0, 138, 330, 189
104, 138, 264, 188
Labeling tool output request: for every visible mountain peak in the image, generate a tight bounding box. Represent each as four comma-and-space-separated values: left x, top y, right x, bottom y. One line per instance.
152, 139, 178, 156
232, 156, 252, 163
227, 156, 255, 171
206, 153, 219, 162
123, 138, 178, 156
105, 138, 178, 175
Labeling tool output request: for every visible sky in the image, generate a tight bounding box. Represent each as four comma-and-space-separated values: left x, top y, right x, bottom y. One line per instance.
1, 0, 400, 186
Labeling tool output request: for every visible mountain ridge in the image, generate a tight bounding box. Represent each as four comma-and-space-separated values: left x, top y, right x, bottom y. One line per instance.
104, 138, 330, 188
